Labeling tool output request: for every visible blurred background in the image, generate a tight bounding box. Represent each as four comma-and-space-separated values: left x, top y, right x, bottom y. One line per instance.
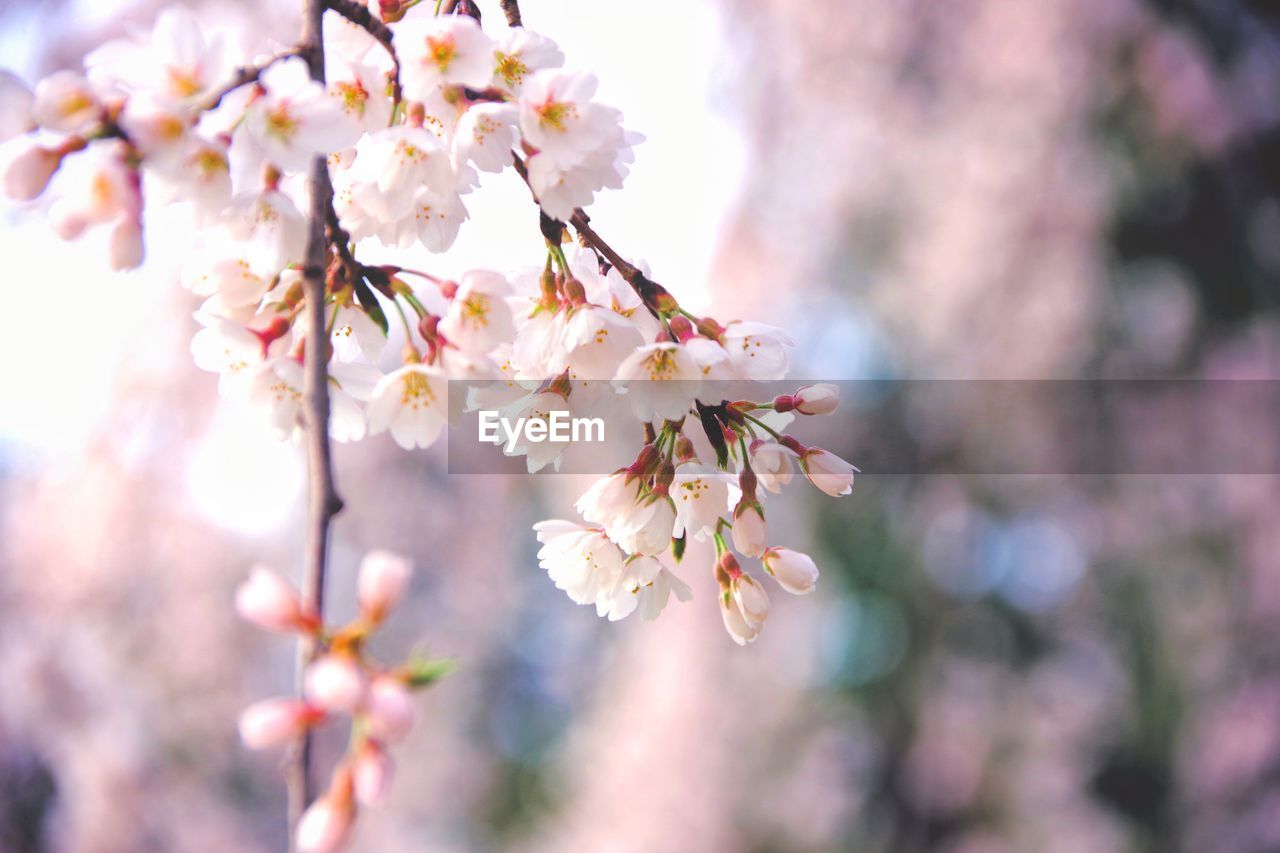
3, 0, 1280, 851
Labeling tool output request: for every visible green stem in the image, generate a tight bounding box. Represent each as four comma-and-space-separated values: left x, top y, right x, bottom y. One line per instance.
741, 411, 785, 442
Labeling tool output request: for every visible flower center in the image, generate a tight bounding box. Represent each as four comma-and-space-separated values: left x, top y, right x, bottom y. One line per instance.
462, 293, 490, 325
427, 35, 457, 71
334, 81, 368, 116
264, 105, 298, 141
167, 68, 202, 98
535, 99, 577, 132
494, 52, 528, 86
400, 371, 435, 409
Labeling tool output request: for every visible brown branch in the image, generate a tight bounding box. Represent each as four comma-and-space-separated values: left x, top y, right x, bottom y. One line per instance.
325, 0, 404, 105
286, 0, 343, 848
512, 153, 675, 314
498, 0, 522, 27
198, 50, 301, 113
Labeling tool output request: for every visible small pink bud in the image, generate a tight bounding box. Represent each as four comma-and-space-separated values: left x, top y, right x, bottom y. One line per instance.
793, 383, 839, 415
376, 0, 408, 23
667, 315, 695, 341
235, 567, 314, 633
50, 201, 87, 240
357, 550, 412, 623
108, 217, 144, 271
800, 448, 857, 497
732, 573, 771, 628
238, 698, 322, 750
731, 502, 767, 558
305, 655, 367, 714
763, 547, 819, 595
353, 741, 395, 805
296, 768, 356, 853
1, 142, 61, 201
364, 676, 416, 743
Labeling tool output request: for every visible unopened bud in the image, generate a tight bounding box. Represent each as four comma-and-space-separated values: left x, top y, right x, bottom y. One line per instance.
235, 567, 316, 634
653, 460, 676, 496
793, 383, 839, 415
365, 676, 416, 743
667, 315, 694, 341
357, 549, 412, 624
418, 313, 440, 343
376, 0, 408, 22
731, 500, 767, 558
238, 698, 323, 750
763, 547, 819, 595
627, 443, 659, 480
563, 277, 586, 305
2, 142, 61, 201
107, 217, 144, 271
696, 316, 725, 340
353, 741, 395, 805
304, 655, 366, 713
296, 767, 355, 853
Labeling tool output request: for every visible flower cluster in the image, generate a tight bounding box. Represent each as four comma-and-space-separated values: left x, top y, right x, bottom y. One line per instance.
235, 551, 451, 852
0, 4, 639, 447
0, 2, 859, 647
535, 379, 855, 644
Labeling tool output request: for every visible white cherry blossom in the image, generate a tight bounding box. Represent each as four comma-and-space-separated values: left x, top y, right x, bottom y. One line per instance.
240, 57, 359, 171
31, 70, 99, 133
671, 462, 732, 540
614, 342, 702, 421
398, 16, 494, 97
491, 28, 564, 94
367, 363, 449, 450
722, 321, 793, 380
533, 520, 626, 607
453, 103, 518, 174
439, 269, 514, 354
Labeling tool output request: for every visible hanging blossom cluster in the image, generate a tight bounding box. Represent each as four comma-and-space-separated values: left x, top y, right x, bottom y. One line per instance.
236, 551, 451, 852
1, 4, 857, 642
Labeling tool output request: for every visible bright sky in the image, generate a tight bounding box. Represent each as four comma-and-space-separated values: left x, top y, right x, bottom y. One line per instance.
0, 1, 746, 534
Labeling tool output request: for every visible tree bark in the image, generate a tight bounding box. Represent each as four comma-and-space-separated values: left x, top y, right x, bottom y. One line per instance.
287, 0, 343, 846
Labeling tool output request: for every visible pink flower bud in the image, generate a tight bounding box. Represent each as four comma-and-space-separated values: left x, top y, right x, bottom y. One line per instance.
50, 201, 87, 240
1, 142, 61, 201
719, 588, 761, 646
364, 676, 415, 743
305, 655, 366, 713
749, 440, 797, 494
108, 217, 144, 271
235, 567, 313, 633
353, 742, 395, 805
376, 0, 408, 23
238, 698, 321, 750
800, 448, 857, 497
731, 574, 771, 629
731, 502, 767, 558
763, 547, 819, 595
357, 550, 412, 623
793, 383, 839, 415
296, 768, 356, 853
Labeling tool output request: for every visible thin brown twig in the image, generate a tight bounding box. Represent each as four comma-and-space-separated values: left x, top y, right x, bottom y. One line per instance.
325, 0, 404, 105
498, 0, 522, 27
198, 50, 301, 113
286, 0, 343, 848
511, 153, 674, 314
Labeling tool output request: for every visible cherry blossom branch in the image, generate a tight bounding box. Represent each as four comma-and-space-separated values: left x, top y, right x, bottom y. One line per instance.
287, 0, 343, 845
512, 152, 676, 315
325, 0, 404, 105
498, 0, 522, 27
198, 50, 302, 113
